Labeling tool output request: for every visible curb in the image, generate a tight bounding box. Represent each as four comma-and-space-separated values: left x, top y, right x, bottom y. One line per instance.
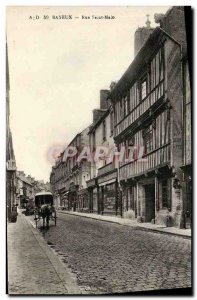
22, 213, 82, 294
58, 211, 191, 239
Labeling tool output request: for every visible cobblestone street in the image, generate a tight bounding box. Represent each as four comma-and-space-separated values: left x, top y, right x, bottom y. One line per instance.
7, 212, 81, 295
35, 212, 192, 294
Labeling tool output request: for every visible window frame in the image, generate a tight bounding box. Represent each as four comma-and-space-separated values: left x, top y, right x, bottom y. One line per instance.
139, 76, 148, 101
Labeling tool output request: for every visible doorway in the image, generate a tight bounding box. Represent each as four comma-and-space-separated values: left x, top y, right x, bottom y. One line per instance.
144, 184, 155, 222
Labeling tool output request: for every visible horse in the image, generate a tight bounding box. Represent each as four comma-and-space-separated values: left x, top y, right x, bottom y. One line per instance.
40, 204, 51, 228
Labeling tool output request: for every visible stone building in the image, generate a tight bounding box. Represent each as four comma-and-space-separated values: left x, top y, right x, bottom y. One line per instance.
6, 42, 17, 221
16, 171, 34, 208
87, 90, 120, 215
108, 7, 191, 228
16, 171, 51, 208
50, 127, 91, 210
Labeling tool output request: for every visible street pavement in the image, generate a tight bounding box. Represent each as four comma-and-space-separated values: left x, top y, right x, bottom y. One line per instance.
7, 211, 82, 295
58, 210, 191, 238
32, 212, 192, 294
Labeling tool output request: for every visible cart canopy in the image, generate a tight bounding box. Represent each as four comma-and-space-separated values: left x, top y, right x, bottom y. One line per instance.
35, 192, 53, 207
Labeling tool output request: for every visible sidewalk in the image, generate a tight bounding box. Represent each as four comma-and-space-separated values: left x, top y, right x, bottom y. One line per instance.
7, 210, 82, 295
59, 211, 191, 238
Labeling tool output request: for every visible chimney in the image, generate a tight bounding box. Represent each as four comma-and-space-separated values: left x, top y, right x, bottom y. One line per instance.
100, 89, 109, 109
18, 171, 25, 177
154, 7, 187, 56
134, 15, 154, 56
27, 175, 33, 182
110, 81, 116, 91
93, 109, 105, 124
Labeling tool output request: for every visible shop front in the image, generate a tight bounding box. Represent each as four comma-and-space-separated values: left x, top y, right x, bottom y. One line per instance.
78, 189, 89, 212
97, 169, 119, 216
87, 178, 98, 213
68, 182, 79, 211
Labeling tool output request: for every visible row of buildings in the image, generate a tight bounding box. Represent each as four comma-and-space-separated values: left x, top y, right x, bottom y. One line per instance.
6, 42, 17, 222
7, 167, 51, 213
50, 7, 191, 229
15, 171, 51, 208
6, 42, 51, 219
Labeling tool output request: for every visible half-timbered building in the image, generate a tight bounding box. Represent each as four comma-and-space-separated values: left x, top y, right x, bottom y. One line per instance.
109, 21, 185, 227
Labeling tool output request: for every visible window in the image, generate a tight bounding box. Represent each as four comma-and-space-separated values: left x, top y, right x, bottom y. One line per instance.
143, 124, 153, 153
141, 79, 147, 100
151, 47, 164, 90
103, 120, 106, 141
128, 136, 135, 146
127, 136, 135, 161
124, 96, 128, 116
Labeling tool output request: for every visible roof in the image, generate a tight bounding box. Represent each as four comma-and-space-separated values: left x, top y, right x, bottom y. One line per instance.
35, 192, 52, 197
17, 175, 33, 186
88, 109, 110, 134
109, 27, 181, 101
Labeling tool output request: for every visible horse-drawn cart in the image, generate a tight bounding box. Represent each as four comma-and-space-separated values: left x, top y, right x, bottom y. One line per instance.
34, 192, 57, 228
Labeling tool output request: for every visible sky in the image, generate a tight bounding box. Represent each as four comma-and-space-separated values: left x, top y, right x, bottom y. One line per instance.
6, 6, 170, 182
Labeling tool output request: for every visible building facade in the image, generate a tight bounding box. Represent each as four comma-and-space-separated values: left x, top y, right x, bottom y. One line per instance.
155, 6, 191, 228
50, 127, 91, 211
109, 7, 190, 228
87, 90, 120, 215
6, 42, 17, 221
15, 171, 51, 208
49, 7, 191, 229
16, 171, 34, 208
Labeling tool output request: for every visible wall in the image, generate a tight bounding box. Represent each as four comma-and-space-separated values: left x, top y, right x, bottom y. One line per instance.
161, 7, 187, 56
165, 38, 183, 170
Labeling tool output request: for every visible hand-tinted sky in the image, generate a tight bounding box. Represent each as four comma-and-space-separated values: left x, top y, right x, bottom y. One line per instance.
7, 6, 170, 181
